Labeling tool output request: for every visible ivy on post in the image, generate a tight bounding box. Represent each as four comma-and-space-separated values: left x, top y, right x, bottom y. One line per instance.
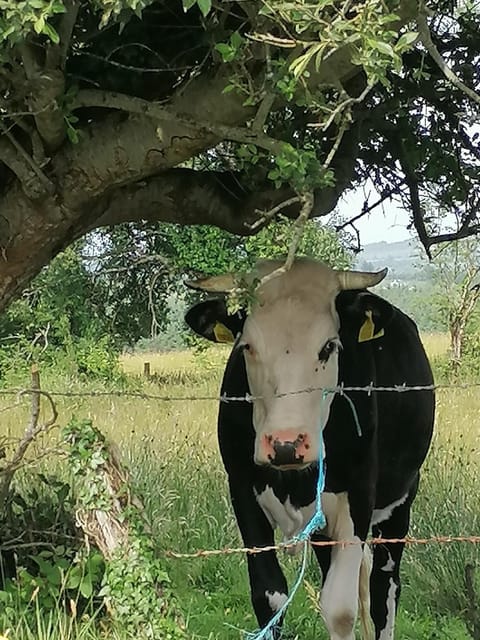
63, 418, 184, 639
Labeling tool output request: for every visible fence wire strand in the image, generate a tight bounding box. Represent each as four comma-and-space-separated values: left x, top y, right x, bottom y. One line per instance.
0, 381, 479, 404
163, 535, 480, 559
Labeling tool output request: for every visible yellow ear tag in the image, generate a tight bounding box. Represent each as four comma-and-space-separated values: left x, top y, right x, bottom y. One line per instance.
213, 322, 235, 344
358, 310, 385, 343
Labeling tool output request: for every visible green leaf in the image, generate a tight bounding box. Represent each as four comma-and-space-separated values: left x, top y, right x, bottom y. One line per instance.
197, 0, 211, 17
42, 21, 60, 44
397, 31, 418, 49
33, 15, 45, 34
79, 573, 93, 598
373, 41, 395, 57
182, 0, 197, 11
215, 42, 234, 62
230, 30, 243, 48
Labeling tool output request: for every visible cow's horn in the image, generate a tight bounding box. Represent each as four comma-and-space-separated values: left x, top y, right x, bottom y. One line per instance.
335, 267, 388, 290
184, 273, 237, 293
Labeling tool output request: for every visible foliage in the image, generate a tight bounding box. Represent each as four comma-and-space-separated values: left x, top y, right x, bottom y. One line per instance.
428, 238, 480, 367
63, 417, 184, 639
244, 216, 352, 268
0, 219, 351, 364
0, 246, 123, 382
260, 0, 414, 88
0, 0, 66, 47
0, 473, 104, 624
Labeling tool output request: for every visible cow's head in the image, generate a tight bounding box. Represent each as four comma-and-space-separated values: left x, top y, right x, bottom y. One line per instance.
185, 258, 387, 470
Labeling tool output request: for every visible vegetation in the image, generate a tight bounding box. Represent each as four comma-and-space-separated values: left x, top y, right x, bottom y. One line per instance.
0, 0, 479, 313
0, 344, 479, 639
428, 239, 480, 368
0, 217, 352, 371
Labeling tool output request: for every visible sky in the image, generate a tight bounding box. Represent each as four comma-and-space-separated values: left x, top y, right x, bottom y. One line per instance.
335, 186, 413, 246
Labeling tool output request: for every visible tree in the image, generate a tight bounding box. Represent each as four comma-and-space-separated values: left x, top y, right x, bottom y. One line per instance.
64, 218, 352, 345
430, 238, 480, 366
0, 0, 479, 313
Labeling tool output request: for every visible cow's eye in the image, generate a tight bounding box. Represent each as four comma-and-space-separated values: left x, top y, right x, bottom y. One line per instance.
318, 340, 337, 362
241, 343, 253, 354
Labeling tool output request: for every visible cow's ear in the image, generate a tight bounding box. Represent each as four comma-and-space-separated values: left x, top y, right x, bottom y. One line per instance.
336, 291, 395, 343
185, 299, 246, 343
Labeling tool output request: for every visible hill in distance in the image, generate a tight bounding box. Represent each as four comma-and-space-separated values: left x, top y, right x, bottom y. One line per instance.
354, 239, 431, 283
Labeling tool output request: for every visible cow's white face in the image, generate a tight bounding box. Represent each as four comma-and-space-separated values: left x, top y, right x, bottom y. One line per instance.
185, 258, 387, 470
238, 265, 341, 468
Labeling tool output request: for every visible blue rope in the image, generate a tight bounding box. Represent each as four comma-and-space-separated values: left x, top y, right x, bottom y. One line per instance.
245, 391, 330, 640
243, 389, 363, 640
244, 542, 310, 640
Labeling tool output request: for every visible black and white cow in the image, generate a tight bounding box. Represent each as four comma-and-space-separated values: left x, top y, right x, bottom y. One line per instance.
185, 258, 435, 640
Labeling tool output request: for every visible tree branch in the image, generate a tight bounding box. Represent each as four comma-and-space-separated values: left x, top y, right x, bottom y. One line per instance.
84, 168, 279, 236
0, 129, 53, 199
417, 8, 480, 106
20, 41, 66, 151
72, 89, 286, 154
46, 0, 80, 70
395, 136, 432, 256
335, 185, 404, 232
0, 368, 58, 509
427, 225, 480, 246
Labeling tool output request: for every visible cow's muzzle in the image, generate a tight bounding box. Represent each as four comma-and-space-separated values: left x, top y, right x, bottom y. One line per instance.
258, 430, 313, 469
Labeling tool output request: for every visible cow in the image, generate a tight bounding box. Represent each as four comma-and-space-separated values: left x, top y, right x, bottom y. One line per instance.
184, 258, 435, 640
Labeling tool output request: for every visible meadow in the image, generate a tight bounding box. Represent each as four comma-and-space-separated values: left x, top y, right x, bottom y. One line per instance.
1, 332, 479, 639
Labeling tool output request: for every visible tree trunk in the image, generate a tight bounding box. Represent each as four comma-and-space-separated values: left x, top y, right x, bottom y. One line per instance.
450, 320, 464, 368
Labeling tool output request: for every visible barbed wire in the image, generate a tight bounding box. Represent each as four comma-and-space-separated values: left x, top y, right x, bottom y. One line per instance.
1, 380, 478, 561
163, 534, 480, 559
0, 380, 479, 405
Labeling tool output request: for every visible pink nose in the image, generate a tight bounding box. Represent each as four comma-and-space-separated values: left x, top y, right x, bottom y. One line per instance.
259, 429, 312, 467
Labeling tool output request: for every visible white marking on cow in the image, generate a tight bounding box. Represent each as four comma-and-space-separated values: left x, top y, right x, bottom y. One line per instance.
319, 492, 363, 640
265, 590, 288, 612
359, 546, 375, 640
254, 486, 315, 545
238, 261, 342, 465
378, 578, 397, 640
371, 493, 408, 525
381, 551, 395, 572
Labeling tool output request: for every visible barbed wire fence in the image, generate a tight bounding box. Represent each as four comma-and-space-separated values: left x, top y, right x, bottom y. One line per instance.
1, 375, 479, 552
1, 370, 479, 637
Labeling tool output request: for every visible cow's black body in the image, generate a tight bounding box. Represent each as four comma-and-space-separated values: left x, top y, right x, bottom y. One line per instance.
215, 290, 435, 638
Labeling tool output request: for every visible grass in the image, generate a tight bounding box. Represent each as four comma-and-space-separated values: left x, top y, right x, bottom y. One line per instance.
1, 337, 479, 639
421, 332, 450, 359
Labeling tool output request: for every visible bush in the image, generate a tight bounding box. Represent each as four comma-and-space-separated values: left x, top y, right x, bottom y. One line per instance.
0, 474, 105, 625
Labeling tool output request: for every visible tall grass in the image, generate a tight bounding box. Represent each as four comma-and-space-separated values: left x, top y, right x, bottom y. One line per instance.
1, 338, 478, 639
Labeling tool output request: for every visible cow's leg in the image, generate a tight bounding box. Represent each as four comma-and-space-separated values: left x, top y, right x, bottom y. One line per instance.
311, 532, 332, 584
229, 480, 288, 638
319, 492, 367, 640
370, 481, 418, 640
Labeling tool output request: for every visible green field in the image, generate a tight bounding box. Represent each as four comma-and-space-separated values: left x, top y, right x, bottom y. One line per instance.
1, 338, 479, 639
